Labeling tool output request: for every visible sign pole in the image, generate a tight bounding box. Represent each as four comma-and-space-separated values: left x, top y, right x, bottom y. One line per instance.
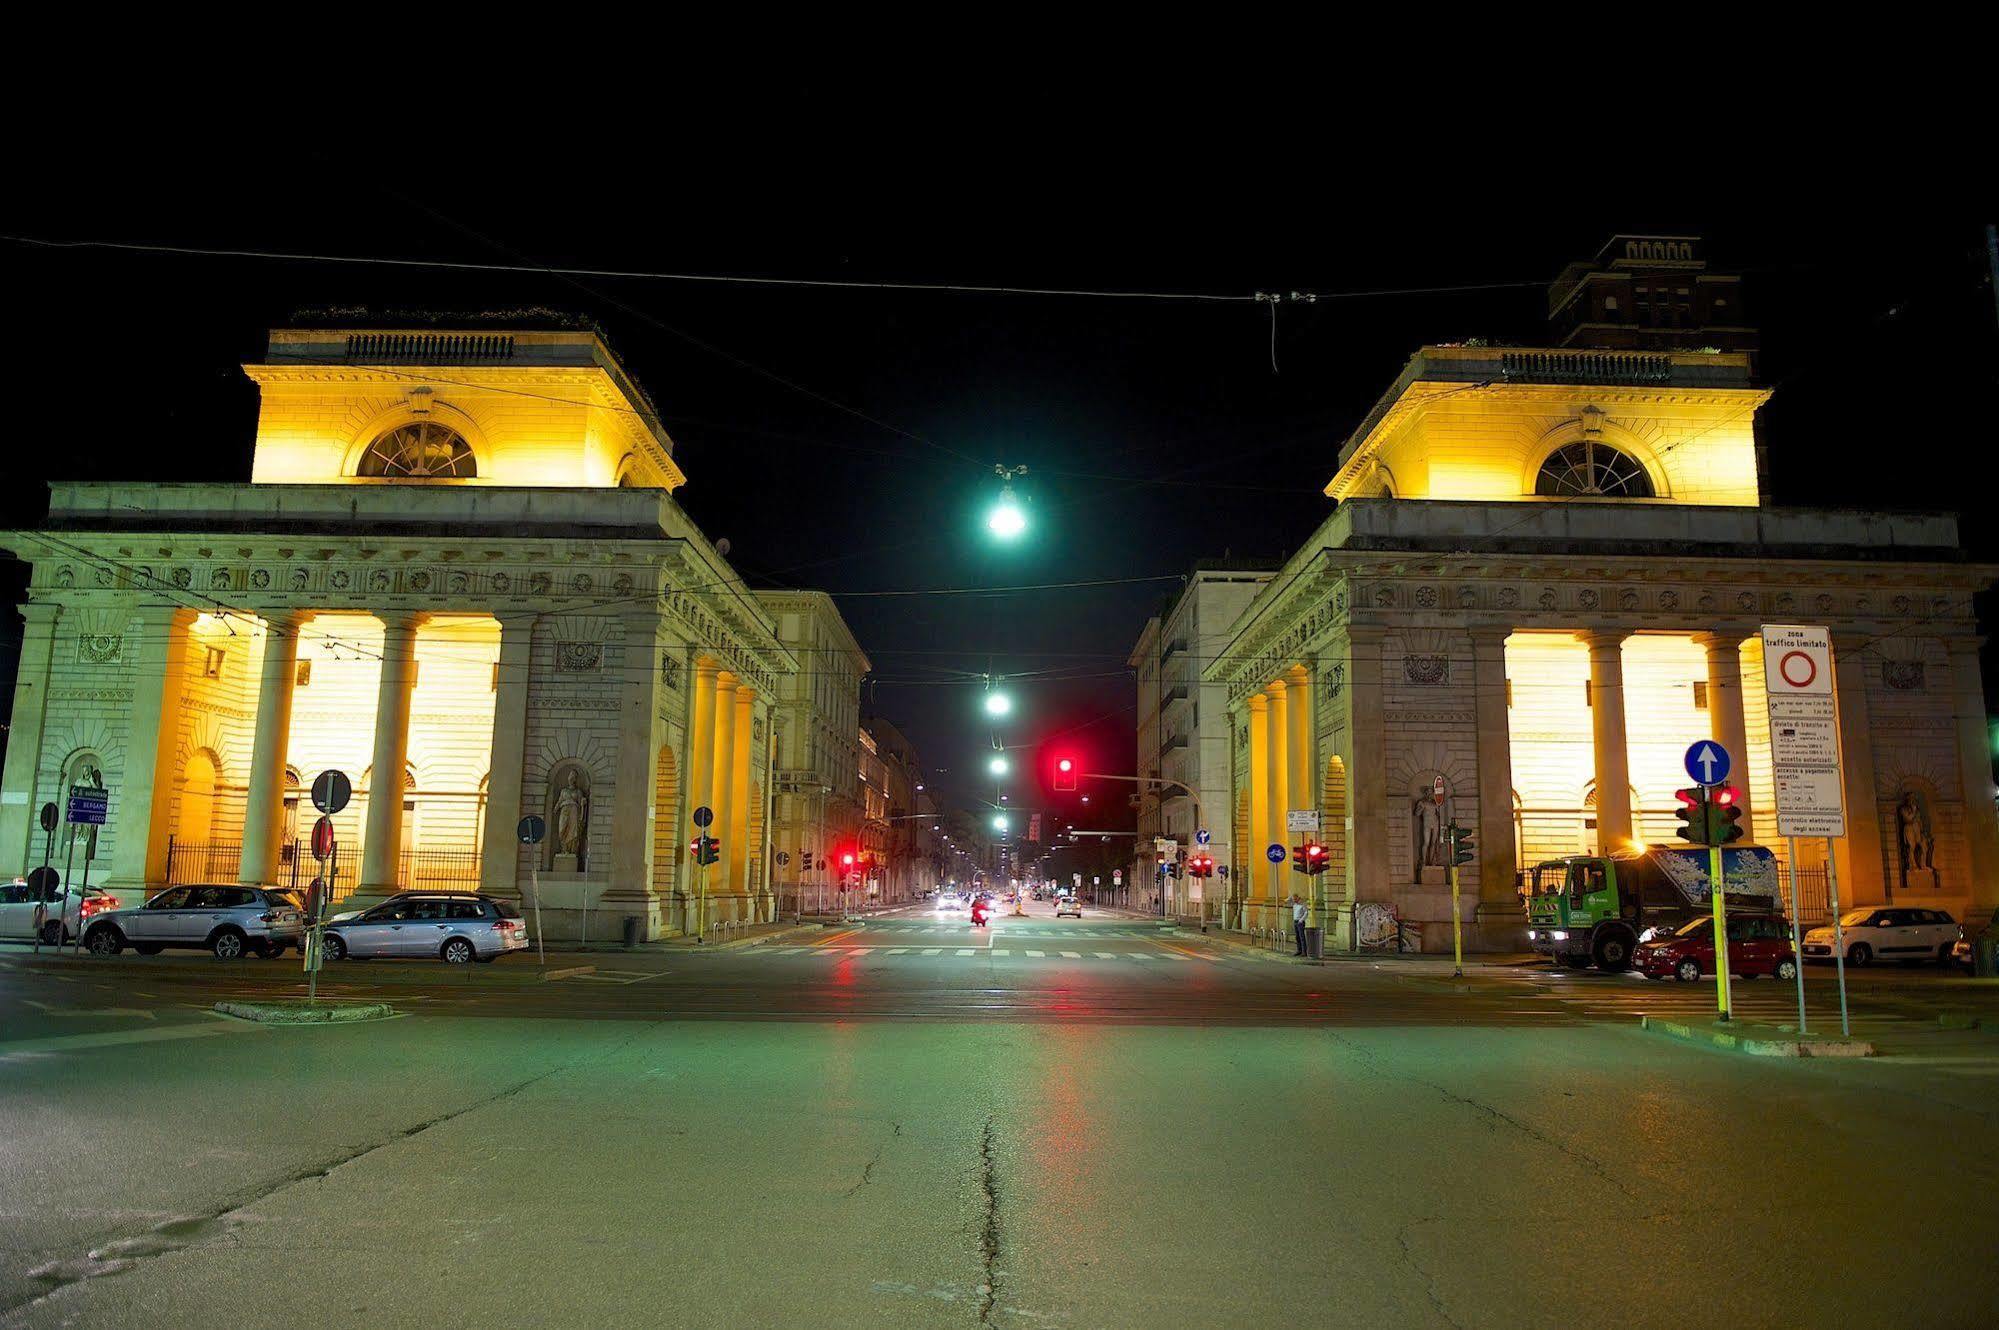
59, 822, 77, 952
1448, 854, 1463, 979
75, 838, 95, 955
531, 861, 546, 968
1827, 837, 1850, 1037
698, 861, 708, 944
32, 807, 56, 955
1709, 836, 1730, 1022
1785, 836, 1807, 1035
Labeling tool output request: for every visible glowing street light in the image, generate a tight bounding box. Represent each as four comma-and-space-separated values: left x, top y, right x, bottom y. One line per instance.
991, 813, 1010, 833
984, 689, 1012, 718
986, 465, 1029, 541
988, 754, 1010, 777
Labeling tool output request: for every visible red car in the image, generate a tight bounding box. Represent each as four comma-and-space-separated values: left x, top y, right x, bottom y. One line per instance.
1634, 912, 1799, 982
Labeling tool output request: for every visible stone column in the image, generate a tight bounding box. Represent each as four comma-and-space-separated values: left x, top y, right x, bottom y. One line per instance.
1345, 628, 1389, 942
1694, 630, 1753, 827
607, 612, 662, 929
359, 611, 426, 894
1945, 637, 1999, 912
1468, 629, 1521, 944
759, 698, 777, 921
1286, 664, 1314, 837
108, 606, 193, 890
239, 611, 306, 886
1244, 692, 1269, 928
1265, 678, 1289, 913
710, 672, 739, 917
0, 603, 61, 876
1832, 636, 1886, 905
1581, 630, 1634, 853
728, 682, 754, 897
478, 613, 535, 898
684, 658, 718, 915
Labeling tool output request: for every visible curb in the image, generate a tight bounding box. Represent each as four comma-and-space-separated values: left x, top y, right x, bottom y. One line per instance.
1640, 1014, 1874, 1058
214, 1001, 396, 1025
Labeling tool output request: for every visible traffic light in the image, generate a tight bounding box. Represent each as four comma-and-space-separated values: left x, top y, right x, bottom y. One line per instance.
1052, 757, 1077, 792
1449, 824, 1476, 866
1712, 786, 1745, 844
1304, 842, 1330, 875
689, 835, 722, 865
1187, 853, 1214, 878
1163, 858, 1180, 879
1674, 787, 1708, 845
1291, 844, 1309, 874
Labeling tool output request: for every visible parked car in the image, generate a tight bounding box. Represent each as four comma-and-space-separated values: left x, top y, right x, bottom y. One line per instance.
1802, 907, 1958, 966
0, 881, 122, 944
83, 884, 303, 959
323, 893, 528, 963
1951, 907, 1998, 973
1635, 912, 1798, 982
1055, 896, 1082, 919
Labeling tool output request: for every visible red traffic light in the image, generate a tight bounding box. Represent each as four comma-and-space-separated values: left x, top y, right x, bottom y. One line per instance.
1674, 787, 1704, 808
840, 852, 856, 868
1712, 785, 1741, 807
1306, 843, 1326, 859
1053, 757, 1077, 792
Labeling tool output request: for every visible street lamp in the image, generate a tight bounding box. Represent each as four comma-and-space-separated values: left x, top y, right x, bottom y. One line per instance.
991, 813, 1009, 833
986, 464, 1029, 541
984, 688, 1012, 718
988, 754, 1009, 777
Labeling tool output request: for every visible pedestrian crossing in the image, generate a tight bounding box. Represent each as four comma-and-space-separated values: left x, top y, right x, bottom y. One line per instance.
847, 927, 1171, 939
753, 943, 1213, 964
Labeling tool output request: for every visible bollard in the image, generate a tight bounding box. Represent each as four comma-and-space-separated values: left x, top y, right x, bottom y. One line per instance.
622, 915, 641, 948
1306, 926, 1324, 960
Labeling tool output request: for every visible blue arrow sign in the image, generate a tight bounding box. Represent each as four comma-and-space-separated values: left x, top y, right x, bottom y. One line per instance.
1195, 829, 1211, 846
1684, 741, 1731, 787
1265, 843, 1286, 864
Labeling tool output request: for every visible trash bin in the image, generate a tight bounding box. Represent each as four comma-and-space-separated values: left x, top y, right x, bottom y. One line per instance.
1977, 936, 1998, 979
1305, 926, 1324, 960
622, 915, 642, 948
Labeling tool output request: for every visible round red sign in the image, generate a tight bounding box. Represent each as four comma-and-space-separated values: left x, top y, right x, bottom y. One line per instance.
1778, 650, 1818, 689
311, 814, 336, 861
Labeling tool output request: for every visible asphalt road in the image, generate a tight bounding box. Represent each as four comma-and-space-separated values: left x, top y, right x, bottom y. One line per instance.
3, 901, 1997, 1327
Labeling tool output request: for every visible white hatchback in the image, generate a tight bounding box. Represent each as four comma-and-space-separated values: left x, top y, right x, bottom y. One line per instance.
1803, 907, 1958, 966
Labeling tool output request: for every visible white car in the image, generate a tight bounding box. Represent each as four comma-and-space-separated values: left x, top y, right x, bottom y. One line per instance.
935, 892, 962, 912
0, 881, 121, 944
1803, 907, 1958, 966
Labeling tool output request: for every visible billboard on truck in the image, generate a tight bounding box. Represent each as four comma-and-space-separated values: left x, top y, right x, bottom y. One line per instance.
1642, 845, 1780, 911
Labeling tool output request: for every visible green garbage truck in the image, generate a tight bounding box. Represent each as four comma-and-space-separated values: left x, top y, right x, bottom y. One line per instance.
1525, 845, 1780, 972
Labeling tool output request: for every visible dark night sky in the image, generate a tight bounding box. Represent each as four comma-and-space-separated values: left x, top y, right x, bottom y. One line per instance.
5, 142, 1996, 832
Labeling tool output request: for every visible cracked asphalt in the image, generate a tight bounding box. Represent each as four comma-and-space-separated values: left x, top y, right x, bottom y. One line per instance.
3, 906, 1997, 1327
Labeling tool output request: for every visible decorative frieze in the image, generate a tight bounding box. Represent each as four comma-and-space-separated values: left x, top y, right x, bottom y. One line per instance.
78, 634, 123, 663
555, 642, 604, 673
1403, 654, 1449, 686
1882, 661, 1926, 691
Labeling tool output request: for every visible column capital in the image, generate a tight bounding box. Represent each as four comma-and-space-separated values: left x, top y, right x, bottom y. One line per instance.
1265, 677, 1288, 698
1283, 663, 1310, 686
375, 609, 431, 633
1943, 634, 1987, 659
1466, 626, 1511, 657
1246, 691, 1268, 713
19, 601, 62, 625
1576, 628, 1632, 651
1690, 628, 1753, 651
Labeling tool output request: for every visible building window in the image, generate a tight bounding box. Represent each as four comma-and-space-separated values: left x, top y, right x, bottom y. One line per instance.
203, 647, 225, 679
295, 659, 312, 688
1535, 441, 1654, 498
1692, 680, 1709, 709
357, 421, 477, 479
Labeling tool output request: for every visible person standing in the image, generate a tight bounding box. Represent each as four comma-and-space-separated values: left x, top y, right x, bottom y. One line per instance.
1292, 895, 1308, 957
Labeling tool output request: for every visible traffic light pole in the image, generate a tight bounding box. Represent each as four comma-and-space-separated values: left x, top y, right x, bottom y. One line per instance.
1710, 840, 1731, 1022
1448, 855, 1463, 979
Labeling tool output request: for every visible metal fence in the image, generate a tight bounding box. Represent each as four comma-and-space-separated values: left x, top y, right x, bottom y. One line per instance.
164, 838, 480, 895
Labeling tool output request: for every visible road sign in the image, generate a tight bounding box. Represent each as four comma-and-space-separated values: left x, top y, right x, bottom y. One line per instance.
1072, 873, 1082, 887
311, 815, 336, 861
65, 786, 107, 826
518, 814, 547, 845
776, 850, 790, 866
1195, 828, 1211, 846
1684, 741, 1731, 787
1153, 837, 1178, 856
1761, 625, 1845, 837
692, 805, 715, 828
1265, 843, 1285, 864
38, 802, 58, 833
1113, 869, 1122, 884
311, 769, 351, 815
1286, 809, 1320, 833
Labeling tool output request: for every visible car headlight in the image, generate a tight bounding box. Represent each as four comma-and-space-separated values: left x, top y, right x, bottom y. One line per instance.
1549, 930, 1568, 942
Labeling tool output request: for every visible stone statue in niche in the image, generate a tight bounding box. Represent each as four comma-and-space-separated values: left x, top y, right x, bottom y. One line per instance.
1896, 791, 1936, 888
1410, 775, 1453, 884
550, 768, 591, 871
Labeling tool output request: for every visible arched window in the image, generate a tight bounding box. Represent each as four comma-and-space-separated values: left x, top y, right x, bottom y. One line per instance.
1534, 441, 1653, 498
357, 421, 477, 479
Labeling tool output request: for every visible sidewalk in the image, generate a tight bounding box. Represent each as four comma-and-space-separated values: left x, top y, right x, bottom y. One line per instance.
1184, 925, 1537, 969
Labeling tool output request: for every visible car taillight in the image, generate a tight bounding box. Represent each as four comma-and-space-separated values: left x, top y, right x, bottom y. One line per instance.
81, 897, 108, 916
261, 911, 282, 923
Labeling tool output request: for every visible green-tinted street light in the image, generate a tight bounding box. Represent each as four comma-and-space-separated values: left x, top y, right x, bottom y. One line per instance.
991, 813, 1009, 833
986, 464, 1029, 541
984, 689, 1012, 718
988, 755, 1010, 777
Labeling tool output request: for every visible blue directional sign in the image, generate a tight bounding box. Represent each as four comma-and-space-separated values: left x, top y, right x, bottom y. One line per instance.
65, 786, 108, 826
1195, 829, 1211, 846
1684, 741, 1731, 787
1265, 843, 1285, 864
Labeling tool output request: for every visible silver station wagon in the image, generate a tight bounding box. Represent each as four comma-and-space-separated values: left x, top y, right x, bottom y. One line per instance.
83, 884, 304, 959
323, 893, 529, 964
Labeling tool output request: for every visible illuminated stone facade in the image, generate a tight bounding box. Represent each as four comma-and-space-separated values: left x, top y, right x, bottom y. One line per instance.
757, 590, 869, 909
1207, 340, 1999, 950
0, 326, 850, 941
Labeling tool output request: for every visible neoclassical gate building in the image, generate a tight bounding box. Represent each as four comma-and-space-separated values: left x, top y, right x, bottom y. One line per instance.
1205, 340, 1999, 950
0, 325, 809, 939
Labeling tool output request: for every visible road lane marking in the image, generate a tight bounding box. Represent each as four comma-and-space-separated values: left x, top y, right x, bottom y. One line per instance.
1026, 950, 1045, 958
1061, 951, 1081, 959
887, 948, 909, 955
956, 949, 975, 957
0, 1015, 261, 1057
993, 949, 1010, 956
1095, 952, 1118, 959
922, 948, 942, 955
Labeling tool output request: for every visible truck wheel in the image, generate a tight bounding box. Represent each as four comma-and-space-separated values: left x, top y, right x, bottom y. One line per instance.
1592, 928, 1635, 973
